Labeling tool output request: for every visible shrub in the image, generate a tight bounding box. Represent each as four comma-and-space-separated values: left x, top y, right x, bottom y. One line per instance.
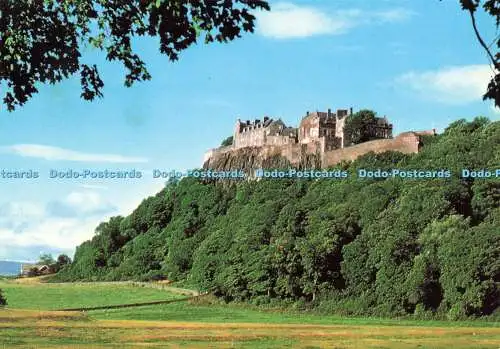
447, 303, 467, 321
220, 136, 233, 147
0, 289, 7, 306
27, 267, 40, 278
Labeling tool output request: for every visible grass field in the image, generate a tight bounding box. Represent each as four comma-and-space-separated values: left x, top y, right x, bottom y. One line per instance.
91, 298, 499, 327
0, 279, 183, 310
0, 278, 499, 348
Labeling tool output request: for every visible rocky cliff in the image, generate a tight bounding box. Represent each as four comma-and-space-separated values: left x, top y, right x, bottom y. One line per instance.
203, 146, 321, 173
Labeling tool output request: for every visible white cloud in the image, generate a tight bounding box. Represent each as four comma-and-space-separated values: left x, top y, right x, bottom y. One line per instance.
0, 191, 116, 255
0, 201, 45, 233
0, 201, 44, 219
256, 3, 414, 39
373, 9, 414, 23
0, 198, 114, 260
396, 65, 497, 104
46, 191, 117, 218
1, 144, 148, 163
256, 3, 351, 38
0, 218, 99, 252
0, 180, 166, 261
66, 191, 103, 209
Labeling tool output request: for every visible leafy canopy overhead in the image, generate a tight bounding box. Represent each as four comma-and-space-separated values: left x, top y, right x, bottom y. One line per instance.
0, 0, 270, 111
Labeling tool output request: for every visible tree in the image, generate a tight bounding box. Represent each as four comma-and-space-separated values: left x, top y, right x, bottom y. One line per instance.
450, 0, 500, 107
343, 109, 378, 145
0, 0, 270, 111
26, 267, 40, 278
221, 136, 234, 147
38, 253, 64, 274
0, 289, 6, 306
38, 253, 55, 266
56, 254, 72, 269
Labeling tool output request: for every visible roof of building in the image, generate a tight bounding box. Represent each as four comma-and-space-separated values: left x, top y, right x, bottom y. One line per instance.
302, 110, 342, 122
21, 264, 49, 273
283, 127, 298, 136
268, 119, 284, 127
239, 117, 274, 128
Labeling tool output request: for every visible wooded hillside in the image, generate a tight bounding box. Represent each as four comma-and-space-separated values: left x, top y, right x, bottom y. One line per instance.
55, 117, 500, 320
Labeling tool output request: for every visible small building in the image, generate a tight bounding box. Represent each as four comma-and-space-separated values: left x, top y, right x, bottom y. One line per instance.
20, 264, 51, 277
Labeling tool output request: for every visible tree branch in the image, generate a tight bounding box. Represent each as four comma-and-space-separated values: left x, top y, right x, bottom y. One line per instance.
467, 8, 500, 70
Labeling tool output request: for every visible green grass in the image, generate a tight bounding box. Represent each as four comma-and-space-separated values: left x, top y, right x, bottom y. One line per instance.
0, 281, 499, 348
2, 279, 498, 328
91, 299, 500, 328
1, 308, 499, 349
0, 280, 182, 310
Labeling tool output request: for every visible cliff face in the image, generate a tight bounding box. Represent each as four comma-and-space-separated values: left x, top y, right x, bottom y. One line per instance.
203, 146, 321, 173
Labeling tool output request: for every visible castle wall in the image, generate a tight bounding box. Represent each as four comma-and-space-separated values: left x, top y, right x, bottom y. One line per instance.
235, 127, 266, 148
413, 129, 436, 136
322, 132, 420, 167
281, 143, 302, 164
267, 135, 295, 146
298, 115, 320, 143
335, 116, 346, 147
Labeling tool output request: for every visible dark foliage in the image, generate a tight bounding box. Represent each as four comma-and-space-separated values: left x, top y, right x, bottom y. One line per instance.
26, 268, 40, 278
0, 289, 6, 306
221, 136, 234, 147
0, 0, 270, 111
343, 109, 384, 145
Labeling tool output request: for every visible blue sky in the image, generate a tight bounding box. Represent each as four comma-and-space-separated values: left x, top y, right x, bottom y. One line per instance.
0, 0, 498, 261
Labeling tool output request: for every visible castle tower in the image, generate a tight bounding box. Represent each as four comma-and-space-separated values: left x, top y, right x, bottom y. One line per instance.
233, 118, 243, 148
335, 108, 350, 148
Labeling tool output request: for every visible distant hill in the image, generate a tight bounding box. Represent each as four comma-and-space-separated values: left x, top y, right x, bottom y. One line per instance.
0, 261, 21, 276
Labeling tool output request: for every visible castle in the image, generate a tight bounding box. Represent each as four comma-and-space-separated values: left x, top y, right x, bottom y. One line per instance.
204, 108, 434, 170
232, 108, 392, 152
